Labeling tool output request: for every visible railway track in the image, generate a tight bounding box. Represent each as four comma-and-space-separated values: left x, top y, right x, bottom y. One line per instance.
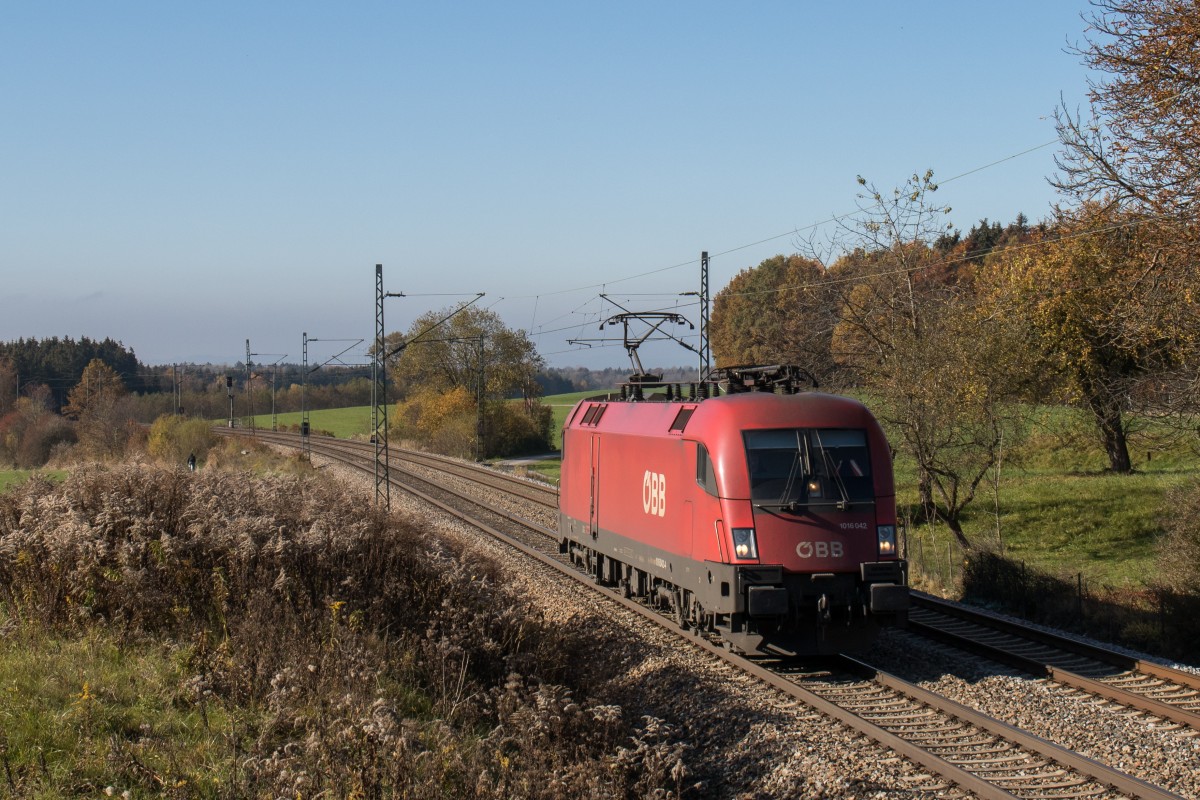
221, 428, 1192, 800
223, 428, 558, 509
791, 655, 1181, 800
907, 594, 1200, 733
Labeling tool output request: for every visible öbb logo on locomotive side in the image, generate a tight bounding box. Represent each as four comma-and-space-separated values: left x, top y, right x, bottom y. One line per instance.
642, 470, 666, 517
795, 540, 844, 559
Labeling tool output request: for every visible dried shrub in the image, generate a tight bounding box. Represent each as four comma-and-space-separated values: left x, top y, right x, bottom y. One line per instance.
14, 413, 77, 468
484, 400, 553, 458
1157, 481, 1200, 595
0, 464, 690, 798
146, 415, 216, 465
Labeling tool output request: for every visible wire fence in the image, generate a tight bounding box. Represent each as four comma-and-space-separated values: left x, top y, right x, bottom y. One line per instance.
907, 537, 1200, 664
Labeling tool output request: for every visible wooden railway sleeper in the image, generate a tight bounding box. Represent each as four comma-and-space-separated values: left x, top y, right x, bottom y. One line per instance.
837, 698, 911, 712
890, 721, 973, 736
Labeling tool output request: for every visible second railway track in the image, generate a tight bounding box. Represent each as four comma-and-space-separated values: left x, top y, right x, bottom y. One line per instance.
905, 594, 1200, 733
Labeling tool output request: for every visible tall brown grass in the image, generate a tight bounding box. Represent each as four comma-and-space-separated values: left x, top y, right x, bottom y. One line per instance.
0, 464, 689, 798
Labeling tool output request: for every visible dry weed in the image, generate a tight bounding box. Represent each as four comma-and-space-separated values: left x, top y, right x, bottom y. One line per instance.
0, 463, 690, 797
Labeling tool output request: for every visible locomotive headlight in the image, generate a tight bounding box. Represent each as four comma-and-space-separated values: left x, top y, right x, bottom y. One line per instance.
806, 479, 822, 498
731, 527, 758, 560
877, 525, 897, 556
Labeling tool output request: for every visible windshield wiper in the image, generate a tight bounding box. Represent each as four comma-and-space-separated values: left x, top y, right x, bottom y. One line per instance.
812, 430, 852, 510
776, 431, 805, 506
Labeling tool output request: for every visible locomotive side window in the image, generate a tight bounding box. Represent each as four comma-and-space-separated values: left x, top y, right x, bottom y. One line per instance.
744, 429, 873, 506
695, 444, 718, 496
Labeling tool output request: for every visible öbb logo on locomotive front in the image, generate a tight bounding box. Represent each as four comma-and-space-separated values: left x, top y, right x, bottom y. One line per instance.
642, 470, 666, 517
795, 540, 845, 559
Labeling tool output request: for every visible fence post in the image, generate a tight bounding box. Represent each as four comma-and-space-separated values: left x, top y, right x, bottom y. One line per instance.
1159, 590, 1166, 640
1077, 573, 1084, 621
1025, 561, 1033, 616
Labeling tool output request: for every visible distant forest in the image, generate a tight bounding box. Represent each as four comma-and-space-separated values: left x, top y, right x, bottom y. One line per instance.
0, 338, 378, 413
0, 336, 685, 414
0, 337, 154, 408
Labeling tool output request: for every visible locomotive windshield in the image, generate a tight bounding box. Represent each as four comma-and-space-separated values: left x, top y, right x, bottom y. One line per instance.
744, 428, 873, 508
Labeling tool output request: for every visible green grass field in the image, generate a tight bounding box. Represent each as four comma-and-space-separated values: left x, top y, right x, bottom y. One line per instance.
0, 470, 31, 493
0, 469, 67, 494
239, 406, 376, 439
901, 464, 1194, 589
898, 404, 1199, 589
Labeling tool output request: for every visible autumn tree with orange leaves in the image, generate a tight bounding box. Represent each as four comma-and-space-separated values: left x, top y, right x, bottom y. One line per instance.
386, 306, 551, 459
709, 255, 842, 386
63, 358, 126, 420
980, 205, 1196, 473
64, 358, 134, 459
1052, 0, 1200, 426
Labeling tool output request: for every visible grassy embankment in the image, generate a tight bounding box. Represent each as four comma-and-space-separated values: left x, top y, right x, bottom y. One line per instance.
899, 404, 1198, 591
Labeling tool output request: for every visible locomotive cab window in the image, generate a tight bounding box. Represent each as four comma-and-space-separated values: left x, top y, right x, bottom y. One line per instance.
744, 429, 873, 507
696, 444, 718, 496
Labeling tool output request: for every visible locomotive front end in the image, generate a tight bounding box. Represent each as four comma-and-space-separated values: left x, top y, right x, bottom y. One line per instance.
731, 422, 908, 654
684, 384, 908, 656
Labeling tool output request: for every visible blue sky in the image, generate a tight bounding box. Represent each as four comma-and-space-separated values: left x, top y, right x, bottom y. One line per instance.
2, 2, 1095, 372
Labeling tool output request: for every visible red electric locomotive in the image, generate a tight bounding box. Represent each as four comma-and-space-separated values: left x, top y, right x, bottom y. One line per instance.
558, 365, 908, 656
